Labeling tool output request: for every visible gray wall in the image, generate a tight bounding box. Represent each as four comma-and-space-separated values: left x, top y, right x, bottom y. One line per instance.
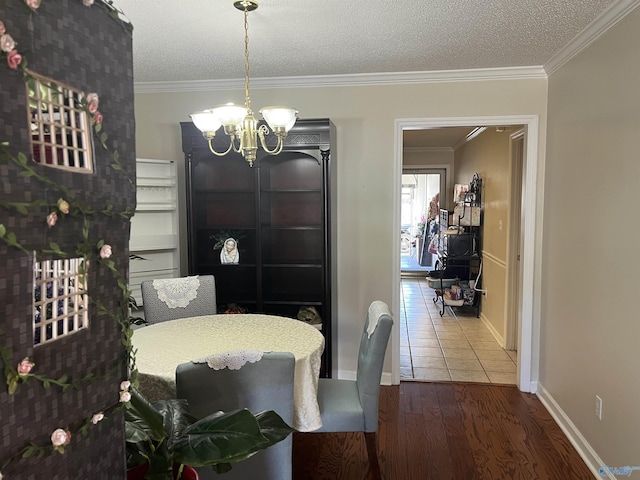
542, 6, 640, 468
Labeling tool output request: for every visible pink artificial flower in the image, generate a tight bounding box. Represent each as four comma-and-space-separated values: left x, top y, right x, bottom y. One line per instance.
91, 412, 104, 425
99, 244, 112, 259
92, 112, 103, 125
24, 0, 41, 10
47, 212, 58, 228
7, 49, 21, 70
119, 390, 131, 403
57, 198, 70, 214
120, 380, 131, 391
0, 21, 5, 36
0, 34, 16, 53
83, 0, 95, 5
51, 428, 71, 453
86, 93, 99, 109
17, 357, 35, 376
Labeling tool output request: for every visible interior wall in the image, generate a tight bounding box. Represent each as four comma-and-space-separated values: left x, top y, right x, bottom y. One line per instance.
133, 78, 547, 377
453, 129, 512, 341
543, 6, 640, 467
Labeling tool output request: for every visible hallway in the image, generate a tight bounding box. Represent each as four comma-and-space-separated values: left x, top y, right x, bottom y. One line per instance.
400, 277, 517, 384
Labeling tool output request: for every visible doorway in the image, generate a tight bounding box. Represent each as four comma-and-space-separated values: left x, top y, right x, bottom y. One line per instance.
400, 169, 445, 274
392, 115, 540, 392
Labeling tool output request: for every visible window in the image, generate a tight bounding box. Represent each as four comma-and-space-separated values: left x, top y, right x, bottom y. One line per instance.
27, 71, 93, 172
33, 257, 89, 346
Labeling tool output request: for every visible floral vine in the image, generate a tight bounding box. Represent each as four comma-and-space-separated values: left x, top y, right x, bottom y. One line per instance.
0, 1, 139, 476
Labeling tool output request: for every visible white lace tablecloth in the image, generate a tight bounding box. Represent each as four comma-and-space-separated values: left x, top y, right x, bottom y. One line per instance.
132, 314, 325, 432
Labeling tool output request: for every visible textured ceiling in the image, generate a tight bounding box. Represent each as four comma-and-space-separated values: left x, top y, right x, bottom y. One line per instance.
111, 0, 616, 83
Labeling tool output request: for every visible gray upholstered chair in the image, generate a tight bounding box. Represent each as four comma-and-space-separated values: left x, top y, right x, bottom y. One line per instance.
140, 275, 216, 324
175, 351, 296, 480
313, 300, 394, 478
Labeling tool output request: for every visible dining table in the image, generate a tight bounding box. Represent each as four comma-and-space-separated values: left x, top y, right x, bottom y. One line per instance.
132, 313, 325, 432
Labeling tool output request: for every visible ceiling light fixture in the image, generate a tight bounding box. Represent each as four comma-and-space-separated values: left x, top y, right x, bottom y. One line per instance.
190, 0, 298, 167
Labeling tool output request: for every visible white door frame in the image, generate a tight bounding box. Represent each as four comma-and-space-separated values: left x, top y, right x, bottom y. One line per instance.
392, 115, 540, 393
505, 129, 526, 350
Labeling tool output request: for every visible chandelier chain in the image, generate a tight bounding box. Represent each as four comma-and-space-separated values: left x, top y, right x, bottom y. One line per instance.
244, 6, 251, 112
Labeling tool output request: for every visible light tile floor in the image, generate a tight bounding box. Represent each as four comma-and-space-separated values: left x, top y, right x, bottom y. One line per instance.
400, 277, 517, 384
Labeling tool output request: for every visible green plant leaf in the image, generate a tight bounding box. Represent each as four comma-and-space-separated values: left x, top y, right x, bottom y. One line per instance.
173, 409, 276, 467
125, 387, 165, 442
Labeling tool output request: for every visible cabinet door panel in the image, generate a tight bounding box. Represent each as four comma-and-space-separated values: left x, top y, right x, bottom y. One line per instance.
261, 153, 322, 190
262, 229, 323, 264
261, 192, 323, 226
193, 156, 254, 191
262, 266, 323, 302
198, 265, 257, 305
195, 192, 256, 227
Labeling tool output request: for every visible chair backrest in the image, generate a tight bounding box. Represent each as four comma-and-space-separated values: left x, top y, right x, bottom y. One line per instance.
141, 275, 216, 324
175, 351, 295, 480
356, 301, 394, 432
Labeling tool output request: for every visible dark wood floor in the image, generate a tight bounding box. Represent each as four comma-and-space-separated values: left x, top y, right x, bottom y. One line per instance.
293, 382, 594, 480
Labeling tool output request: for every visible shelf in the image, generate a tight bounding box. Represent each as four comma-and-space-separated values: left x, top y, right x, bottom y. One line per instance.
263, 263, 323, 268
194, 188, 254, 194
130, 234, 177, 252
135, 202, 177, 212
261, 189, 323, 193
136, 178, 176, 188
443, 297, 465, 307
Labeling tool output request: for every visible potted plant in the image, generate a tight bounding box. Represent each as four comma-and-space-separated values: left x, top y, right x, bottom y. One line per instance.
125, 387, 294, 480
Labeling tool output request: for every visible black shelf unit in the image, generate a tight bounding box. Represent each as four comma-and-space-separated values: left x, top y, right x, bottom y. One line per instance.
182, 118, 335, 377
432, 173, 483, 317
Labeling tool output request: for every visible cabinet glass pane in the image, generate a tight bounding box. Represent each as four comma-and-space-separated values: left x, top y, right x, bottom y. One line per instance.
262, 266, 323, 302
195, 192, 256, 227
261, 192, 322, 227
260, 153, 322, 190
193, 155, 254, 191
198, 265, 257, 306
262, 229, 323, 264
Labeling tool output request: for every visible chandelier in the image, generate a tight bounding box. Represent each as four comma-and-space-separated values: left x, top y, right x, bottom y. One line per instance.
190, 0, 298, 167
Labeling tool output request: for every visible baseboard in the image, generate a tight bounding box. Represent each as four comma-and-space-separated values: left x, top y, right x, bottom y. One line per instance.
336, 369, 356, 381
335, 369, 393, 386
479, 312, 505, 347
536, 383, 606, 479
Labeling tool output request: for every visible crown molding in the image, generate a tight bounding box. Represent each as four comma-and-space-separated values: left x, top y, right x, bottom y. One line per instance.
454, 127, 487, 150
544, 0, 640, 75
403, 147, 453, 153
133, 66, 547, 94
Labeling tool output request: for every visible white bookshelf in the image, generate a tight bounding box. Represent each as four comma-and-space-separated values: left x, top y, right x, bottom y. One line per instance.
129, 158, 179, 304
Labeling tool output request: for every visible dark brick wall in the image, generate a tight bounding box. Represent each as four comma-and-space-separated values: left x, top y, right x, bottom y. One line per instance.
0, 1, 135, 478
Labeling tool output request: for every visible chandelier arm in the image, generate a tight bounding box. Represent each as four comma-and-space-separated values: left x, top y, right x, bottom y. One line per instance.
207, 138, 235, 157
232, 134, 244, 154
258, 126, 285, 155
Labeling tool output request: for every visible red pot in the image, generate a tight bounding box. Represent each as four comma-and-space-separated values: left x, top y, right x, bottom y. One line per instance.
127, 463, 199, 480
